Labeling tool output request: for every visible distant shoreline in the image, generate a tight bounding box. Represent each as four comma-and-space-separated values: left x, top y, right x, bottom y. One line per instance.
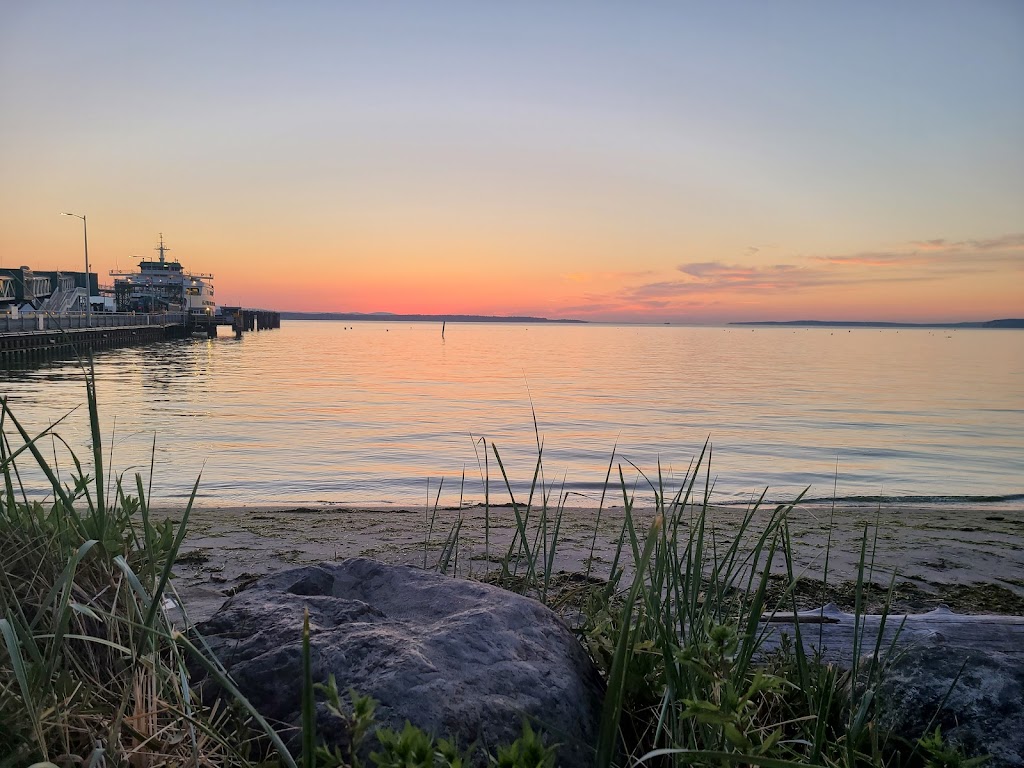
278, 313, 1023, 328
731, 318, 1024, 329
280, 311, 586, 324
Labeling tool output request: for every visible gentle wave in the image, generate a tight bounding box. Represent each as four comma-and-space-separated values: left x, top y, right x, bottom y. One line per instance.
1, 321, 1022, 508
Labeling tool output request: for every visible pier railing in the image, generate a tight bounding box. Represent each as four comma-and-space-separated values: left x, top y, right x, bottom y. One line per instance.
0, 312, 186, 334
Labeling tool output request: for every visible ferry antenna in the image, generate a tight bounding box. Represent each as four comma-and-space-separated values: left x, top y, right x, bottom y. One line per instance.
155, 233, 171, 263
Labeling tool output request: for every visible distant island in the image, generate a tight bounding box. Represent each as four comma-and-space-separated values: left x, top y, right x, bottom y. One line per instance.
731, 318, 1024, 329
281, 311, 586, 324
279, 314, 1024, 328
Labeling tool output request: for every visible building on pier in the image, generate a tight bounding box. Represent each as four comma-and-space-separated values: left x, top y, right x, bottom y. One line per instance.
0, 266, 99, 315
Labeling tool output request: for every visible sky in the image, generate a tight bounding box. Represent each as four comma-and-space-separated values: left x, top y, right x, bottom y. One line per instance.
1, 1, 1022, 322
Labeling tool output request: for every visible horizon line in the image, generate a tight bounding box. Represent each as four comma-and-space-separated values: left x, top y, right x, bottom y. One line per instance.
277, 311, 1024, 328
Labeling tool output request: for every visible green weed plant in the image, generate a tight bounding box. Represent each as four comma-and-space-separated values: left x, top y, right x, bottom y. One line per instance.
422, 426, 983, 768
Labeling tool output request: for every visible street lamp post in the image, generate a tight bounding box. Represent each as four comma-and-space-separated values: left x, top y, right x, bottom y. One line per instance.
61, 212, 91, 327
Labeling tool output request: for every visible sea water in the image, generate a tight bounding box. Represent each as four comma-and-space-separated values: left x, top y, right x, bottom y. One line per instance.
3, 321, 1022, 508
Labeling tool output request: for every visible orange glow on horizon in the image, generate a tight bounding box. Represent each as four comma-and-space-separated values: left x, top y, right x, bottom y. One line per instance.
2, 221, 1021, 323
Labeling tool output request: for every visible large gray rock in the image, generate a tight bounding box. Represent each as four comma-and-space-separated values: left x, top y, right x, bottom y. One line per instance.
196, 558, 604, 767
879, 645, 1024, 767
763, 605, 1024, 766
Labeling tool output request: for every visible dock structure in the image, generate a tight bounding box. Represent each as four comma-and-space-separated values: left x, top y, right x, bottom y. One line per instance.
0, 308, 281, 366
2, 239, 280, 366
188, 307, 281, 339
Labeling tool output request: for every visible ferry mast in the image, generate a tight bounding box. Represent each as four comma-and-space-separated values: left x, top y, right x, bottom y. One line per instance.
156, 233, 170, 264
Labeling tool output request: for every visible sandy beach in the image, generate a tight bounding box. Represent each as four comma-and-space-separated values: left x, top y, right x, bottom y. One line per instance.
170, 500, 1024, 622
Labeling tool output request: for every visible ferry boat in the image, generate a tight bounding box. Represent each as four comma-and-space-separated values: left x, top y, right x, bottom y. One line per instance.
110, 235, 215, 316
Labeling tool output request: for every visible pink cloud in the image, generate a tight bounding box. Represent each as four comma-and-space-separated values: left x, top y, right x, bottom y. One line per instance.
557, 231, 1023, 321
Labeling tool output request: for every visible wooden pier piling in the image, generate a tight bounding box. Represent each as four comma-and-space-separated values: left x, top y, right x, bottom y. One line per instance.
0, 323, 180, 366
0, 308, 281, 367
187, 307, 281, 340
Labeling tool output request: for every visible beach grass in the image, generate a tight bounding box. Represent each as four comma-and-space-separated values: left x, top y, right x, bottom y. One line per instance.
0, 367, 284, 767
0, 365, 981, 767
443, 438, 917, 767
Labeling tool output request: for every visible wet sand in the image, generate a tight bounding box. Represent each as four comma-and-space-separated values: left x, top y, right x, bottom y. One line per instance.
169, 501, 1024, 622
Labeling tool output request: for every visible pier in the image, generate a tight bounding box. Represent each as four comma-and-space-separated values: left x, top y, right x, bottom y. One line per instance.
0, 309, 281, 366
188, 307, 282, 339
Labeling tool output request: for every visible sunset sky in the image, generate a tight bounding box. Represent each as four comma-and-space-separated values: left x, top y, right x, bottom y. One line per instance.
1, 2, 1021, 322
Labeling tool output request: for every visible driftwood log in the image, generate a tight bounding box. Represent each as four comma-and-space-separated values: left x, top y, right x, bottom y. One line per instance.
761, 603, 1024, 660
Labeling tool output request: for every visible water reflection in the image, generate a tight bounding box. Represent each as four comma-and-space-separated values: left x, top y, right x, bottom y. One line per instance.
1, 323, 1022, 506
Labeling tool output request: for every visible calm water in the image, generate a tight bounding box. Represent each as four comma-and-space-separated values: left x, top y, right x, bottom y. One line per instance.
2, 321, 1022, 508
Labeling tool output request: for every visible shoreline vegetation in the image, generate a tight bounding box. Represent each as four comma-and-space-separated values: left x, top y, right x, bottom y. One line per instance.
3, 369, 1022, 766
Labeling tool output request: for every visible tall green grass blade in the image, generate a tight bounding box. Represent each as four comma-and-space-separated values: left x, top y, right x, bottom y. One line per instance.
470, 434, 490, 574
492, 443, 538, 586
511, 440, 545, 582
301, 608, 316, 768
0, 399, 75, 475
424, 476, 444, 569
903, 659, 969, 766
438, 517, 463, 575
586, 442, 618, 582
142, 473, 201, 631
146, 430, 156, 508
112, 555, 155, 630
617, 466, 642, 568
84, 358, 106, 525
174, 630, 299, 768
0, 403, 76, 511
42, 539, 100, 679
29, 537, 97, 637
595, 513, 663, 768
455, 466, 466, 574
777, 518, 813, 707
0, 412, 17, 511
34, 633, 132, 655
2, 428, 35, 511
542, 484, 566, 602
633, 748, 825, 768
819, 460, 839, 649
0, 616, 47, 760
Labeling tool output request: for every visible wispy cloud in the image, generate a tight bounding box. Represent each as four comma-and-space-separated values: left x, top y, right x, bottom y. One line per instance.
811, 252, 917, 267
624, 265, 942, 304
561, 232, 1024, 319
561, 268, 657, 283
909, 234, 1024, 252
677, 261, 808, 287
558, 300, 627, 313
910, 238, 950, 251
814, 233, 1024, 268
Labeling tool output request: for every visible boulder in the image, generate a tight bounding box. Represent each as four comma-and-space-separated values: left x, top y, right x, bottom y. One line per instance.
196, 558, 604, 767
879, 645, 1024, 767
763, 605, 1024, 766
